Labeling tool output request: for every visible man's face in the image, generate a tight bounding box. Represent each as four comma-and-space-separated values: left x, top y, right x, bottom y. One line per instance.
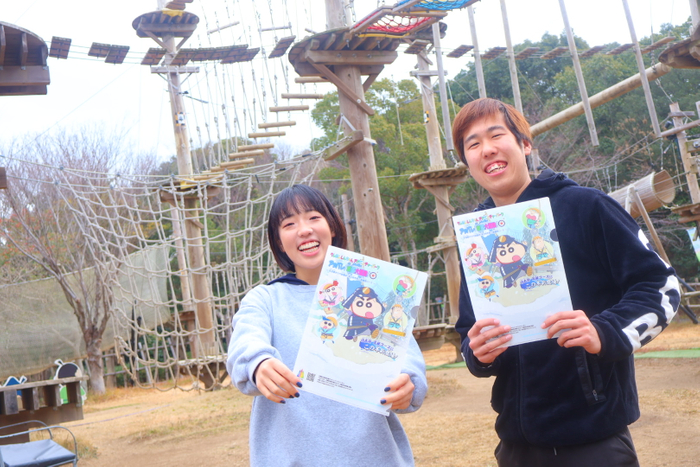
462, 114, 532, 206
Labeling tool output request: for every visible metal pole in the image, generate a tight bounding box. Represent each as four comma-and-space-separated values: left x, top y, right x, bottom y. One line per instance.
500, 0, 523, 113
558, 0, 599, 146
468, 5, 487, 99
622, 0, 661, 137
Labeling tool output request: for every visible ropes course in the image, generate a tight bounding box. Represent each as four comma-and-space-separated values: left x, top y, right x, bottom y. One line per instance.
1, 0, 698, 390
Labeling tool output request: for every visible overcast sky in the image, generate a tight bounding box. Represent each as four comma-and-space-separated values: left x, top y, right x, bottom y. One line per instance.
0, 0, 692, 164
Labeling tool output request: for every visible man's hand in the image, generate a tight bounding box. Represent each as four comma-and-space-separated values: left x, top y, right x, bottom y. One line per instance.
468, 318, 512, 365
380, 373, 415, 410
253, 358, 302, 403
542, 310, 601, 354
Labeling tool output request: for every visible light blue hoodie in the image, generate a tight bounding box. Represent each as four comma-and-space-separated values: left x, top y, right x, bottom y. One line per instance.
227, 275, 428, 467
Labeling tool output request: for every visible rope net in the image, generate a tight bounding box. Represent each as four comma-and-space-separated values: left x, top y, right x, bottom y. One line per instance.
395, 0, 477, 11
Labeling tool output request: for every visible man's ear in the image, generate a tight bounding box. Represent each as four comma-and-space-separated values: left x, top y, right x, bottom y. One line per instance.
523, 140, 533, 156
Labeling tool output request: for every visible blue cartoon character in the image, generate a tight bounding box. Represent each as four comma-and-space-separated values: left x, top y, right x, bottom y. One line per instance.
489, 235, 533, 288
382, 304, 408, 338
318, 315, 338, 344
477, 275, 498, 299
343, 287, 385, 341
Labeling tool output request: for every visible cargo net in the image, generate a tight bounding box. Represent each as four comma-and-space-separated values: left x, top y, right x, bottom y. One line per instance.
1, 153, 322, 391
394, 0, 478, 11
353, 10, 433, 37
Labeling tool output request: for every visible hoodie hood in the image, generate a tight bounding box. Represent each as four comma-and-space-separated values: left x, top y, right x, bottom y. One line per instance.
476, 168, 578, 211
268, 273, 309, 286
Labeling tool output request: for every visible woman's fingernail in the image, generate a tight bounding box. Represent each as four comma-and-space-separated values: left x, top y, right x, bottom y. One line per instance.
279, 399, 286, 404
296, 382, 303, 388
380, 399, 387, 404
294, 392, 300, 398
384, 387, 391, 392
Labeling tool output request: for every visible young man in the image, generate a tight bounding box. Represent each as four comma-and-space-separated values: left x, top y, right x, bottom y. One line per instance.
452, 98, 681, 467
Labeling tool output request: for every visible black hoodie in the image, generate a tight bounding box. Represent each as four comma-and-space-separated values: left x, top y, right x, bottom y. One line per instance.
456, 169, 681, 447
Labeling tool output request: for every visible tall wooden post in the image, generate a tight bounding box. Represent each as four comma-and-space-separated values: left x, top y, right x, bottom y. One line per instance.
671, 102, 700, 204
156, 0, 216, 356
414, 51, 461, 323
341, 193, 356, 252
500, 0, 523, 113
325, 0, 390, 261
467, 5, 487, 99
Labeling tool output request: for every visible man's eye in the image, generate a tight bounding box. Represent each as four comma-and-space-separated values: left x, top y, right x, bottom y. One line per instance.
366, 302, 373, 308
508, 247, 515, 253
355, 300, 364, 307
499, 250, 507, 256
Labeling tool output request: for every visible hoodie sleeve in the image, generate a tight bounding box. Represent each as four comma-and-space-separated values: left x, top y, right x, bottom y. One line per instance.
394, 334, 428, 414
586, 194, 680, 362
226, 285, 281, 396
455, 266, 501, 378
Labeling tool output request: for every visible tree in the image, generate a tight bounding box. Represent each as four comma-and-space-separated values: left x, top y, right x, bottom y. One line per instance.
0, 127, 157, 393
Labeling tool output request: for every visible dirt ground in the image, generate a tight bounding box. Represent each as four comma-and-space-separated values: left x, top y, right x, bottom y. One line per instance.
67, 321, 700, 466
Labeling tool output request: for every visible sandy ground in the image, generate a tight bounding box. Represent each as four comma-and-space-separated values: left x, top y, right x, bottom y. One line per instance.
66, 321, 700, 466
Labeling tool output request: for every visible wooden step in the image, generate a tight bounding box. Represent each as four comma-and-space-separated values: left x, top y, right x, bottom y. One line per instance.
269, 105, 309, 112
294, 76, 328, 84
238, 143, 274, 151
209, 158, 256, 172
280, 93, 324, 99
258, 120, 296, 129
248, 131, 285, 138
229, 149, 265, 159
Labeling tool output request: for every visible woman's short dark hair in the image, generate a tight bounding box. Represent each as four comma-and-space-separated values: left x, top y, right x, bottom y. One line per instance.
267, 184, 348, 272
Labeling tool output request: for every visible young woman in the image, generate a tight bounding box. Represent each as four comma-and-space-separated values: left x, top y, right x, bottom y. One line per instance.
226, 184, 427, 467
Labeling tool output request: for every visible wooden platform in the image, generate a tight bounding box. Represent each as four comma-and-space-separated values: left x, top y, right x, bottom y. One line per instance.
0, 376, 86, 435
660, 37, 700, 69
0, 22, 50, 96
408, 164, 469, 189
671, 203, 700, 223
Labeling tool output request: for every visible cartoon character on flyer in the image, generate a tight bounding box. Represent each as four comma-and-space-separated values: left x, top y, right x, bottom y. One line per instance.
383, 304, 408, 338
343, 287, 385, 341
465, 243, 487, 275
488, 235, 533, 288
477, 275, 498, 299
318, 315, 338, 344
318, 280, 344, 314
530, 235, 557, 266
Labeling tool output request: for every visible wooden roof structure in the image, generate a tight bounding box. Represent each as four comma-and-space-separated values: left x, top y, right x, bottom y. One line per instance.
660, 37, 700, 69
0, 22, 50, 96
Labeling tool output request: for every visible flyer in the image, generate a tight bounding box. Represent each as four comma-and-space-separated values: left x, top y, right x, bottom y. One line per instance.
453, 197, 573, 346
293, 246, 427, 415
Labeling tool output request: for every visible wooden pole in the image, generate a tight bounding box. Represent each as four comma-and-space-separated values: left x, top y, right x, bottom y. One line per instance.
416, 51, 461, 323
558, 0, 599, 146
432, 23, 454, 152
531, 63, 670, 136
157, 0, 215, 356
671, 102, 700, 204
622, 0, 661, 137
691, 0, 700, 28
467, 5, 487, 98
500, 0, 523, 113
341, 193, 356, 252
326, 0, 390, 261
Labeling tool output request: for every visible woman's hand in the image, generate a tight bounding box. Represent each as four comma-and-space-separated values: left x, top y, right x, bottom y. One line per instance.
381, 373, 415, 410
253, 358, 302, 403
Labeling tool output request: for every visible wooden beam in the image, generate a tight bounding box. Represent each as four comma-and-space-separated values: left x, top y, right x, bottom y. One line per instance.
258, 120, 296, 129
269, 105, 309, 112
0, 25, 5, 67
209, 158, 255, 172
322, 130, 364, 160
248, 131, 285, 138
306, 58, 374, 115
294, 76, 328, 83
363, 73, 379, 92
238, 143, 274, 151
0, 167, 6, 189
229, 149, 265, 159
0, 66, 50, 86
280, 93, 324, 99
304, 49, 398, 66
20, 33, 28, 68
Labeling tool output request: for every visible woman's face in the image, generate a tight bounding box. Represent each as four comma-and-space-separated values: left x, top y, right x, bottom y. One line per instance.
278, 209, 334, 285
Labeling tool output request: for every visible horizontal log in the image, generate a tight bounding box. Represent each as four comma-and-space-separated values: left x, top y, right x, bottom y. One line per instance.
269, 105, 309, 112
280, 93, 324, 99
229, 149, 265, 159
248, 131, 285, 138
294, 76, 328, 83
238, 143, 275, 151
258, 121, 296, 129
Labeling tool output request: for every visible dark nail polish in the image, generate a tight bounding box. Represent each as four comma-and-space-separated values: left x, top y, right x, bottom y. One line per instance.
295, 392, 300, 398
279, 399, 286, 404
380, 399, 386, 404
296, 382, 303, 388
384, 387, 391, 392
